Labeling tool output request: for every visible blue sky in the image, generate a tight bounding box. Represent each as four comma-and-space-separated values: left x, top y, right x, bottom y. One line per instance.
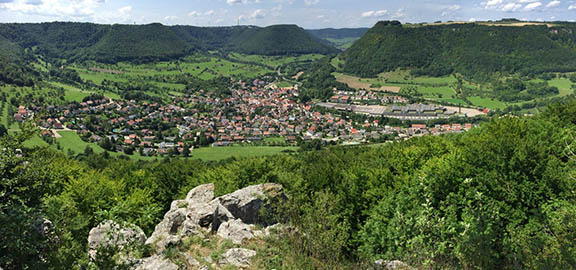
0, 0, 574, 28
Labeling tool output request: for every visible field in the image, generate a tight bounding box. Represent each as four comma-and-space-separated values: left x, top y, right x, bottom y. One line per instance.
16, 129, 297, 161
468, 97, 507, 109
334, 71, 457, 96
334, 69, 576, 110
188, 146, 297, 161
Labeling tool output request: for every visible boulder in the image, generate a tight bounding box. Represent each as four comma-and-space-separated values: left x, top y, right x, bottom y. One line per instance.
218, 248, 256, 268
169, 200, 188, 211
218, 183, 285, 225
187, 200, 233, 232
374, 260, 411, 270
88, 220, 146, 261
133, 255, 178, 270
181, 253, 200, 267
186, 183, 215, 204
145, 208, 188, 252
217, 219, 256, 244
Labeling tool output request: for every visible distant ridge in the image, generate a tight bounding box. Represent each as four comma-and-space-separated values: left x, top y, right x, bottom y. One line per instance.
341, 20, 576, 80
0, 22, 338, 63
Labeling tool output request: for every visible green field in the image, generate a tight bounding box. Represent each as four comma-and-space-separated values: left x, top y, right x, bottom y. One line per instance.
548, 78, 574, 96
188, 145, 297, 161
468, 96, 508, 109
18, 130, 297, 161
74, 53, 321, 86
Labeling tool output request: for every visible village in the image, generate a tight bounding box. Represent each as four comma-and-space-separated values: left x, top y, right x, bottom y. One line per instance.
13, 79, 478, 156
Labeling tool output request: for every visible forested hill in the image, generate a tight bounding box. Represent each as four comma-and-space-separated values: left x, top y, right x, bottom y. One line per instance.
0, 22, 337, 63
228, 24, 340, 55
342, 20, 576, 80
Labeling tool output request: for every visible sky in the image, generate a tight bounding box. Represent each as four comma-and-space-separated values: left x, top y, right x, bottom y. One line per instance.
0, 0, 574, 29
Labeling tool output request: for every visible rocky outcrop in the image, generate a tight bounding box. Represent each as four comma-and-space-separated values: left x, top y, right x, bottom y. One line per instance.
88, 183, 286, 270
133, 255, 179, 270
217, 219, 257, 244
88, 220, 146, 261
374, 259, 411, 270
218, 248, 257, 268
218, 183, 284, 225
146, 183, 284, 252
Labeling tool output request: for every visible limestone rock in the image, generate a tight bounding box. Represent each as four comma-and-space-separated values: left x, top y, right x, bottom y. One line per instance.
133, 255, 178, 270
88, 220, 146, 261
187, 200, 233, 232
217, 219, 256, 244
374, 259, 411, 270
218, 248, 256, 268
170, 200, 188, 211
218, 183, 284, 225
186, 183, 215, 204
145, 208, 188, 252
181, 253, 200, 267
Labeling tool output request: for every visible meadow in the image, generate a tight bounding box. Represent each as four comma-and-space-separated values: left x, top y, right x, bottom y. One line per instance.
334, 69, 576, 110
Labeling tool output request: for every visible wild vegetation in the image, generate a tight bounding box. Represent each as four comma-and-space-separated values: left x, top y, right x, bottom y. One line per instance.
2, 98, 576, 269
342, 21, 576, 81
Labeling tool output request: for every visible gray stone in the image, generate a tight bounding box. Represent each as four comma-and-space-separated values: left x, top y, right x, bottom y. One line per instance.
374, 259, 411, 270
170, 200, 188, 211
88, 220, 146, 261
185, 183, 215, 204
181, 253, 200, 267
133, 255, 178, 270
187, 200, 233, 232
217, 219, 256, 244
218, 183, 284, 225
218, 248, 256, 268
146, 208, 188, 252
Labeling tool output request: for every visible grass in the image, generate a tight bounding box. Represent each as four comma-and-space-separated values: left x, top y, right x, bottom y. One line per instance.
468, 96, 508, 109
50, 81, 121, 101
50, 131, 107, 154
548, 78, 574, 96
188, 146, 297, 161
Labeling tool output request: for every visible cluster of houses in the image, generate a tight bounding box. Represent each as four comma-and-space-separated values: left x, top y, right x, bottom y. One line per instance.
18, 79, 477, 156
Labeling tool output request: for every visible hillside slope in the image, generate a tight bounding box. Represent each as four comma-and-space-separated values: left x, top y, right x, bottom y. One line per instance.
0, 22, 337, 63
229, 24, 339, 55
342, 21, 576, 79
89, 23, 189, 62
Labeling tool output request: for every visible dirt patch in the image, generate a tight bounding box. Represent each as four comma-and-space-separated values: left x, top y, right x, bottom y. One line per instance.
88, 67, 124, 74
335, 73, 401, 93
292, 71, 304, 80
444, 106, 485, 117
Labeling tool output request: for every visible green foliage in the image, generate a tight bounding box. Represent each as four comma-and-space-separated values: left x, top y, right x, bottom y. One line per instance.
343, 21, 576, 80
228, 25, 339, 56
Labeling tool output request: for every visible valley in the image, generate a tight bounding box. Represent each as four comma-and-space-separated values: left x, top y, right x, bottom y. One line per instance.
3, 17, 576, 270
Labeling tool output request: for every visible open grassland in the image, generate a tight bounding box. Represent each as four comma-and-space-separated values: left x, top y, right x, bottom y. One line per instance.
468, 96, 508, 109
51, 131, 107, 155
334, 69, 576, 110
227, 53, 324, 69
20, 130, 297, 161
188, 145, 297, 161
548, 78, 574, 96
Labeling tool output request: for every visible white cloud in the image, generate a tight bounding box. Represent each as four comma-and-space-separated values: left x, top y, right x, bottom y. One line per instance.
93, 5, 133, 24
227, 0, 261, 5
0, 0, 105, 18
524, 1, 542, 10
502, 2, 522, 11
304, 0, 319, 6
361, 9, 388, 18
546, 0, 561, 7
483, 0, 546, 11
239, 8, 266, 21
569, 3, 576, 9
